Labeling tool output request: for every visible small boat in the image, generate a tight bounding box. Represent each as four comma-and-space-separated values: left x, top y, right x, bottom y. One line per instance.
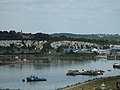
95, 69, 105, 73
66, 70, 81, 76
26, 75, 47, 82
113, 63, 120, 68
107, 69, 112, 72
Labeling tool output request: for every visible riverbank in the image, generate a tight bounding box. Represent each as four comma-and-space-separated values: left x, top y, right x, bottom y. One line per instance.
1, 53, 120, 61
0, 60, 28, 65
0, 53, 96, 61
57, 75, 120, 90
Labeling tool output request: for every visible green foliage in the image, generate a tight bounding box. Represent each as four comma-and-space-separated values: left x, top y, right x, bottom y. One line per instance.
0, 30, 21, 40
33, 33, 51, 41
41, 42, 53, 53
56, 46, 64, 52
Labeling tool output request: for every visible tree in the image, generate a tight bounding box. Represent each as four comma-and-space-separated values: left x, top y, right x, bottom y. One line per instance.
34, 33, 51, 41
56, 46, 64, 53
41, 42, 53, 53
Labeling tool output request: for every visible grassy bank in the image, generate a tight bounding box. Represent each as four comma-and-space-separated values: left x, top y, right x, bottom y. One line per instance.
58, 75, 120, 90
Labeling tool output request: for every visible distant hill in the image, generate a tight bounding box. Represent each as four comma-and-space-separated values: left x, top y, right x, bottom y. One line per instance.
50, 33, 99, 39
50, 33, 120, 41
0, 30, 120, 42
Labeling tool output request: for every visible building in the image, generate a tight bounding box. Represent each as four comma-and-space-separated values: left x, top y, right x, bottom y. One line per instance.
110, 45, 120, 55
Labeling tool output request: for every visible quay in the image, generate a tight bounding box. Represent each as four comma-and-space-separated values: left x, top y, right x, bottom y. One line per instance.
107, 55, 120, 60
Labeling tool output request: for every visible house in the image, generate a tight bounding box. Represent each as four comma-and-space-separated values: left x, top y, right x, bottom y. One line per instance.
98, 49, 110, 55
63, 48, 82, 53
110, 45, 120, 55
91, 48, 110, 55
91, 48, 98, 53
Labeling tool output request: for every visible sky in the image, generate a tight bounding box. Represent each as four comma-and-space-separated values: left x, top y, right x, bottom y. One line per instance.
0, 0, 120, 34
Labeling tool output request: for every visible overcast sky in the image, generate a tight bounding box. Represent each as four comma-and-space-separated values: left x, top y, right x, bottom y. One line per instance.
0, 0, 120, 34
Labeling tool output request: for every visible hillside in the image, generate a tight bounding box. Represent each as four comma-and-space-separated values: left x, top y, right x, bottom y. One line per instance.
0, 30, 120, 55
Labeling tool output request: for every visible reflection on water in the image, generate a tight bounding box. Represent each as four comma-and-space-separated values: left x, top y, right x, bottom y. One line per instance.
33, 63, 51, 70
0, 59, 120, 90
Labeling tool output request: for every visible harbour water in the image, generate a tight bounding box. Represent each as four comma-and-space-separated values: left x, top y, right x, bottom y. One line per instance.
0, 59, 120, 90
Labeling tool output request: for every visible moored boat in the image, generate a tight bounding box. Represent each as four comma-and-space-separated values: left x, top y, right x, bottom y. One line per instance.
66, 69, 104, 76
113, 63, 120, 68
66, 70, 81, 76
26, 75, 47, 82
95, 69, 105, 73
80, 70, 103, 75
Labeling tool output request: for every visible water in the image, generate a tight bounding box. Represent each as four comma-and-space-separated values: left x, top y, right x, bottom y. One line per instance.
0, 59, 120, 90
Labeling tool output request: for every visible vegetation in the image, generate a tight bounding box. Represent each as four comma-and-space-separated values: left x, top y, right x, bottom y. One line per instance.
41, 41, 53, 53
0, 30, 21, 40
58, 76, 120, 90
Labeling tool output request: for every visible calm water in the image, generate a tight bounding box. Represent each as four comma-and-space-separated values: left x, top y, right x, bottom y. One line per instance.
0, 59, 120, 90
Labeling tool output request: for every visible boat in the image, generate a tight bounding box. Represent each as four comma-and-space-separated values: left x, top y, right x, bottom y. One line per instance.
26, 75, 47, 82
66, 69, 104, 76
66, 70, 81, 76
113, 63, 120, 68
80, 70, 104, 75
95, 69, 105, 73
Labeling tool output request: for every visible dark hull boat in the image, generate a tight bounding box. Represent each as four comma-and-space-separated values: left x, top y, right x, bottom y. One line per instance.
80, 70, 103, 75
66, 70, 81, 76
113, 63, 120, 68
66, 69, 104, 76
26, 75, 47, 82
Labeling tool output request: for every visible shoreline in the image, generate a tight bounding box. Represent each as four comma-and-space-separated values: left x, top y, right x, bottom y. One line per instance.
0, 60, 28, 66
1, 54, 120, 61
0, 53, 97, 61
57, 75, 120, 90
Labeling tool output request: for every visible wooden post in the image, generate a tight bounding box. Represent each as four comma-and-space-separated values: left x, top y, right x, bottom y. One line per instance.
116, 79, 120, 90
